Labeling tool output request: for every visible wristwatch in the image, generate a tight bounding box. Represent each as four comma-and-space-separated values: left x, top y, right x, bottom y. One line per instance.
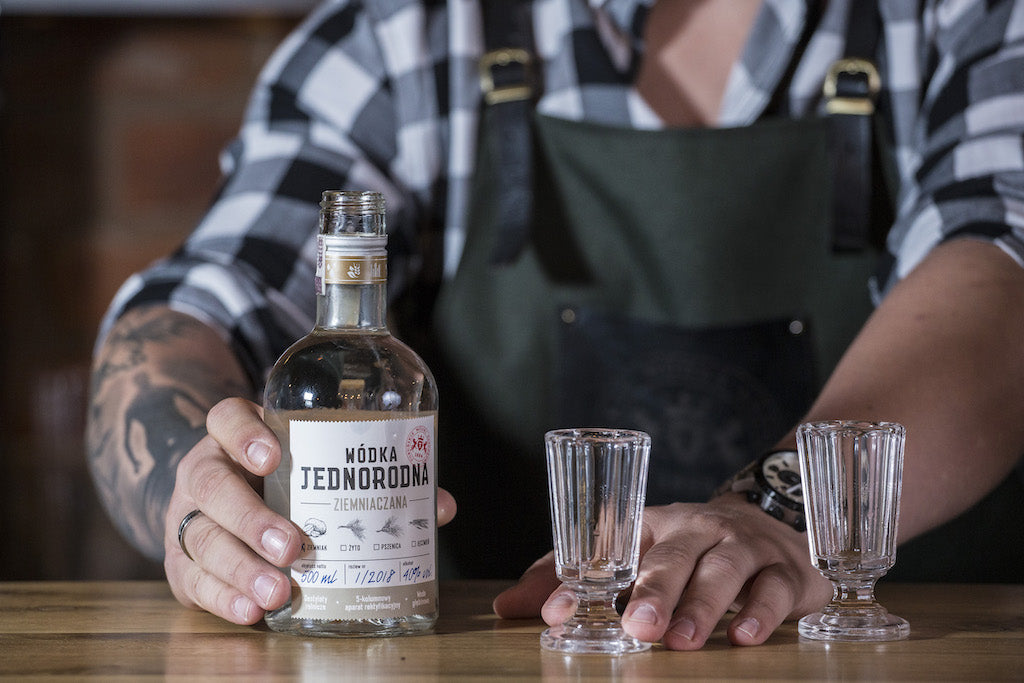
715, 450, 806, 532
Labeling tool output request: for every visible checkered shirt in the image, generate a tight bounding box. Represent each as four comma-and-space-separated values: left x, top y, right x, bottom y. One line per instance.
100, 0, 1024, 388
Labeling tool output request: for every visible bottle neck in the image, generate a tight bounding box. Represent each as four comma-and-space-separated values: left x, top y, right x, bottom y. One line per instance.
314, 233, 389, 331
316, 282, 387, 331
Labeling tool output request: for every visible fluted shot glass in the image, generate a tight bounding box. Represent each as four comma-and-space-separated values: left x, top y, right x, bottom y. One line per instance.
796, 420, 910, 641
541, 428, 651, 655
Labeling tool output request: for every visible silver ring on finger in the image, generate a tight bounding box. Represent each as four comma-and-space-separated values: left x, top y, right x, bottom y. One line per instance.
177, 509, 204, 562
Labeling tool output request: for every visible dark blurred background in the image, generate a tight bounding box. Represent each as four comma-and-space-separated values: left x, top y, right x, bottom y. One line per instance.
0, 0, 316, 580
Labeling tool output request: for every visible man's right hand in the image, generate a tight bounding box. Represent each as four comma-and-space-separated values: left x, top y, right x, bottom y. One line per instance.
163, 397, 302, 624
163, 397, 459, 625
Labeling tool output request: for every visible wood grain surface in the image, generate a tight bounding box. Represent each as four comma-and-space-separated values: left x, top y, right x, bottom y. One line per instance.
2, 580, 1022, 680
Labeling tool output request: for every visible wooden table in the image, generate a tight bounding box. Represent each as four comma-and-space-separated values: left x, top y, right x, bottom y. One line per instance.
2, 580, 1022, 680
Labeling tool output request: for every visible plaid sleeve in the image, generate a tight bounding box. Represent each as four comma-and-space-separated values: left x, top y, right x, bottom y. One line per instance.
879, 0, 1024, 296
97, 0, 449, 387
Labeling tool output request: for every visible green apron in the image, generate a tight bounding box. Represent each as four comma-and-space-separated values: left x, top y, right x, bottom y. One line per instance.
424, 97, 1024, 582
429, 109, 878, 577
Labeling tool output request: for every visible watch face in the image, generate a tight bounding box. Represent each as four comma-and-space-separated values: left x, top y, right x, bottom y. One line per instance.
759, 451, 804, 505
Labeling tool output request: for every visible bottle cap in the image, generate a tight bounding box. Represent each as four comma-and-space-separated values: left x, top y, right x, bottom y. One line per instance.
315, 191, 387, 292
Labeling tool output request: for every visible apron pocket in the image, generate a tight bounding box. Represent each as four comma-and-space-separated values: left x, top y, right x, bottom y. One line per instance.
556, 306, 816, 504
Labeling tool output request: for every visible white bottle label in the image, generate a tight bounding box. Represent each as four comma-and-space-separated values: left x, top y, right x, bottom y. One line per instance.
287, 414, 437, 620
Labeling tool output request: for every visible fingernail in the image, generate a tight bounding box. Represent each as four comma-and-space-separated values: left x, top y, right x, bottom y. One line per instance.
627, 603, 659, 625
548, 592, 576, 610
735, 617, 760, 640
669, 617, 696, 641
232, 594, 256, 622
262, 527, 288, 562
248, 441, 271, 470
254, 573, 278, 607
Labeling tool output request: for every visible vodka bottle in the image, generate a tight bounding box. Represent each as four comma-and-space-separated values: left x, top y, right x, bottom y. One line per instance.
263, 190, 438, 636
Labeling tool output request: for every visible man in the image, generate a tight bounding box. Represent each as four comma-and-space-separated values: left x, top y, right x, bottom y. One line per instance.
88, 0, 1024, 649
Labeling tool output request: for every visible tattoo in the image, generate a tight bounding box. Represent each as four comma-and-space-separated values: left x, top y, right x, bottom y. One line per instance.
123, 375, 207, 474
87, 308, 251, 560
89, 313, 194, 397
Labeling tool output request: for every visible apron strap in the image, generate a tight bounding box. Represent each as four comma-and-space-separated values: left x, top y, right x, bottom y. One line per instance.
825, 0, 886, 251
479, 0, 537, 265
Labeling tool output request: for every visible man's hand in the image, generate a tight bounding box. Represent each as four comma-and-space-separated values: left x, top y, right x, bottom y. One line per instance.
493, 496, 830, 649
164, 397, 457, 625
163, 398, 301, 624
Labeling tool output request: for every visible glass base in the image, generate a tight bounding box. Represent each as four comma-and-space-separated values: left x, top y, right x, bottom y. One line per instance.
798, 608, 910, 642
540, 624, 651, 655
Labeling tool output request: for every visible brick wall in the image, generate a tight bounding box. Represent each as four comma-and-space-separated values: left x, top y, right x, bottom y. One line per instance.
0, 15, 300, 579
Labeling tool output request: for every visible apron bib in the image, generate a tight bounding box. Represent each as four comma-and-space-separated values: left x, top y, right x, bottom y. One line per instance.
437, 112, 877, 500
428, 109, 878, 575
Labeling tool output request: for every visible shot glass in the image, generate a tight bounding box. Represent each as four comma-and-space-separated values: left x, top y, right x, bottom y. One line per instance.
541, 428, 651, 654
796, 420, 910, 641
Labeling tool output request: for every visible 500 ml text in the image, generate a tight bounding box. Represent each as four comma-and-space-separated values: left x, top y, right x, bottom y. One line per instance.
299, 463, 429, 491
298, 569, 339, 585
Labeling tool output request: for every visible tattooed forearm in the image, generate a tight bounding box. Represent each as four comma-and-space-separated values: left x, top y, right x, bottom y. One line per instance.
86, 306, 252, 560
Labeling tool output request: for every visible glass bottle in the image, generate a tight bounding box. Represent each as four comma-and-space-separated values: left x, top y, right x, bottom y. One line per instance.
263, 190, 439, 637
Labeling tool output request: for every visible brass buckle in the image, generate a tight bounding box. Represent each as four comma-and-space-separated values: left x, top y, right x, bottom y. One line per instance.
823, 58, 881, 115
479, 48, 533, 105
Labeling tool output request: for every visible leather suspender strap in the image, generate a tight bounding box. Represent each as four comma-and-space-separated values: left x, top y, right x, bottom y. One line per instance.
825, 0, 884, 251
479, 0, 538, 265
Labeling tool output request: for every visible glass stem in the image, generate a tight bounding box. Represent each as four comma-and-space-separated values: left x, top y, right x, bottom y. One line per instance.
832, 579, 879, 608
569, 590, 623, 629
